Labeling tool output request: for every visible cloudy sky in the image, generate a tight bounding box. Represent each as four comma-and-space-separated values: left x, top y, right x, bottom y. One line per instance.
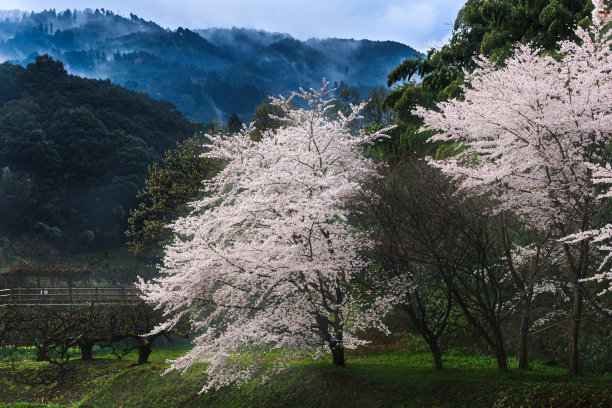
1, 1, 466, 51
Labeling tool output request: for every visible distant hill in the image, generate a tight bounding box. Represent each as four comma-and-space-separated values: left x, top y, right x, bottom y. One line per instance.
0, 9, 421, 123
0, 55, 202, 245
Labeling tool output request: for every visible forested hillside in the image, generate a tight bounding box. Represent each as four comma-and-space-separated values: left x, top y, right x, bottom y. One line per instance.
0, 9, 420, 123
0, 55, 202, 246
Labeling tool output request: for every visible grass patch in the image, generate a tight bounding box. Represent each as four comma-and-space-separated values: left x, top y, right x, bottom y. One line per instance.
0, 359, 133, 406
1, 348, 611, 407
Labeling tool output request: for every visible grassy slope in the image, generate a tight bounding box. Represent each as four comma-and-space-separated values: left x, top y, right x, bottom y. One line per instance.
2, 349, 612, 408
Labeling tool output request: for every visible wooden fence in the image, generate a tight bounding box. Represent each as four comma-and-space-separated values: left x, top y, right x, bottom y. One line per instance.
0, 287, 141, 305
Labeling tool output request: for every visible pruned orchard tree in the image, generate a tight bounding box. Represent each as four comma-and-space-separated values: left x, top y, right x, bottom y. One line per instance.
139, 82, 391, 392
417, 22, 612, 374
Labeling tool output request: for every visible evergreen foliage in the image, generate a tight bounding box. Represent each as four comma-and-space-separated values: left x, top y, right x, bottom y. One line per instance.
0, 55, 202, 246
126, 135, 221, 255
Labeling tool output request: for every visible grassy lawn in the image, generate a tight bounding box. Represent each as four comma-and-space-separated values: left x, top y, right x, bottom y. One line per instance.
1, 347, 611, 408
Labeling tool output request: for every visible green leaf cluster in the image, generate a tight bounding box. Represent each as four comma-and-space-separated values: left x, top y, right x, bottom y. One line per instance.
126, 135, 221, 255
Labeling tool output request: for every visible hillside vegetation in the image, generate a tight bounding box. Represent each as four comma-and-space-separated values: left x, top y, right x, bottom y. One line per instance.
0, 55, 202, 247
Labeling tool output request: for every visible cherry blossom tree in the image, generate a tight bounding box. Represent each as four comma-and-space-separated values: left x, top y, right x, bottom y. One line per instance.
564, 164, 612, 303
138, 82, 390, 392
416, 23, 612, 374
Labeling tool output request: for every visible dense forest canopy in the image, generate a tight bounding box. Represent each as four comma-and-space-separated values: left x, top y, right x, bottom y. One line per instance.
0, 55, 202, 246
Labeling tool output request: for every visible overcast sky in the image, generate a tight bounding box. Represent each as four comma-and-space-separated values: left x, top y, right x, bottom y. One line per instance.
1, 1, 466, 51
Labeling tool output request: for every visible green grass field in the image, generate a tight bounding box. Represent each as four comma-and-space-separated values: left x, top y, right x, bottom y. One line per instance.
1, 346, 611, 408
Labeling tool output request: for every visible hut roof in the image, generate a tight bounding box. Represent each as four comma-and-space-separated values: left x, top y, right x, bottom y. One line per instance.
0, 265, 90, 277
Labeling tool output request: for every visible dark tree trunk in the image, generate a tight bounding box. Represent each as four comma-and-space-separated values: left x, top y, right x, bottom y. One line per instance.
518, 297, 532, 370
329, 299, 346, 367
565, 238, 587, 376
425, 338, 443, 369
36, 345, 47, 362
79, 339, 94, 361
569, 283, 583, 375
501, 226, 531, 370
564, 207, 590, 376
331, 345, 345, 366
138, 344, 152, 364
495, 347, 508, 372
493, 328, 508, 372
330, 342, 346, 367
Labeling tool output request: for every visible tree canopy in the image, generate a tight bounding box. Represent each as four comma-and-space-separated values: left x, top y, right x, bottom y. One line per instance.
126, 135, 221, 255
418, 22, 612, 375
0, 55, 202, 246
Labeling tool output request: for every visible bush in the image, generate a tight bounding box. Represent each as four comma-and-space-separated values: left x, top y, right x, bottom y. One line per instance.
582, 332, 612, 374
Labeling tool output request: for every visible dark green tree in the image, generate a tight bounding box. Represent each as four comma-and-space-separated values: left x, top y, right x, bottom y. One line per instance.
126, 135, 221, 255
250, 98, 288, 141
361, 86, 396, 129
227, 113, 243, 134
0, 56, 201, 246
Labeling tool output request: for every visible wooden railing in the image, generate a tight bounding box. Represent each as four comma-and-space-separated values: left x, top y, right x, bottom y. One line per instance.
0, 287, 141, 305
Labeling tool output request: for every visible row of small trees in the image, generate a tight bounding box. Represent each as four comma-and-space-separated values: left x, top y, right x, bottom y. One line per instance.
137, 21, 612, 392
0, 303, 186, 383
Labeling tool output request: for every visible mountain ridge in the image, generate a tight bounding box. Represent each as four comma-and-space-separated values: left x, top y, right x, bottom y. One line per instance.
0, 9, 420, 123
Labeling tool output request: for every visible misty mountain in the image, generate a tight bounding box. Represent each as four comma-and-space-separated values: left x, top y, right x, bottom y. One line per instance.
0, 9, 420, 123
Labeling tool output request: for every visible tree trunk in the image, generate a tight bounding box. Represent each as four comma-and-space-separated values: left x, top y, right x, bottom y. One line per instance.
569, 282, 583, 375
501, 225, 531, 370
329, 312, 346, 367
36, 345, 47, 362
493, 328, 508, 371
330, 344, 345, 367
79, 339, 94, 361
495, 346, 508, 372
138, 344, 152, 365
518, 296, 531, 370
425, 338, 443, 369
